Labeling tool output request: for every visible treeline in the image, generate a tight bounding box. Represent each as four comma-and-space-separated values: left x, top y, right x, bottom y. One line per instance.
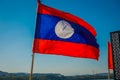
66, 75, 114, 80
0, 75, 114, 80
0, 76, 65, 80
0, 76, 28, 80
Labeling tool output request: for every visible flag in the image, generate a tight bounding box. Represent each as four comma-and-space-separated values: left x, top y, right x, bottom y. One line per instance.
108, 42, 113, 69
32, 1, 99, 60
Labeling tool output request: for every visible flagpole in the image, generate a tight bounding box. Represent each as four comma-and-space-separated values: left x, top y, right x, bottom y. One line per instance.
108, 69, 110, 80
29, 53, 35, 80
108, 42, 110, 80
29, 0, 40, 80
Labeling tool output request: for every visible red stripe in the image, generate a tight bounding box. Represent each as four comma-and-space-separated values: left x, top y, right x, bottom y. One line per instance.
37, 3, 96, 37
108, 42, 113, 69
33, 39, 99, 60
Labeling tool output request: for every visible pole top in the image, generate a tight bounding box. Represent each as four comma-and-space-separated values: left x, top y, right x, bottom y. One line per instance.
38, 0, 40, 3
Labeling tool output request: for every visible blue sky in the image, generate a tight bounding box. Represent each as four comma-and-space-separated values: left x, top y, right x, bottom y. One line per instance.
0, 0, 120, 75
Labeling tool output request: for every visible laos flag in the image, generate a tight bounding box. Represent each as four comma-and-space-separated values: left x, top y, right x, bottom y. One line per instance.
32, 2, 99, 60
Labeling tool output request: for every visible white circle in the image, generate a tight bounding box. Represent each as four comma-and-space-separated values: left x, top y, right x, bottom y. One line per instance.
55, 20, 74, 39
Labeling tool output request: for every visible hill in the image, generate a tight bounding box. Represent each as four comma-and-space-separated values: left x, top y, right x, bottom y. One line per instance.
0, 70, 114, 80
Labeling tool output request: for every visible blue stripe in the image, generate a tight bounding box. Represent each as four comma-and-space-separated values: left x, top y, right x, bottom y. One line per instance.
35, 14, 99, 48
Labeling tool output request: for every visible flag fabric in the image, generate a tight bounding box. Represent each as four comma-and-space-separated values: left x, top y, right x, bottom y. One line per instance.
32, 2, 99, 60
108, 42, 113, 69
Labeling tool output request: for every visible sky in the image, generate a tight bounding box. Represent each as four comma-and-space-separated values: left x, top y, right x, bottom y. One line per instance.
0, 0, 120, 75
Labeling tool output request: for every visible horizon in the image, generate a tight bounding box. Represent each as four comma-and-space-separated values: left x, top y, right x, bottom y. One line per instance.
0, 70, 113, 76
0, 0, 120, 75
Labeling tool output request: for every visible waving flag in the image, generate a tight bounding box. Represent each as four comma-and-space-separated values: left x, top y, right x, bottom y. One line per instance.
32, 1, 99, 60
